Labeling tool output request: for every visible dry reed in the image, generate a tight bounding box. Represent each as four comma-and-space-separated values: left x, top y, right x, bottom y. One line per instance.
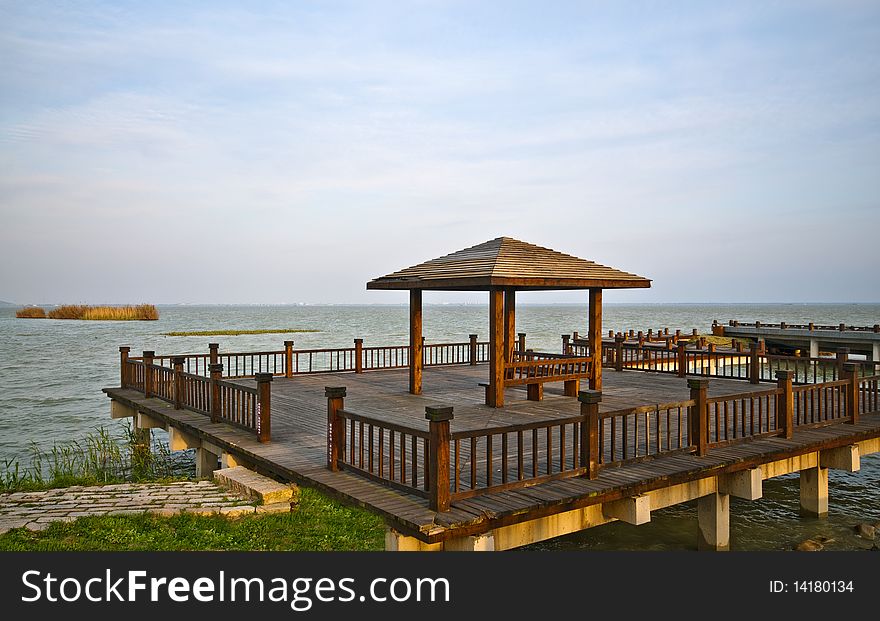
15, 307, 47, 318
46, 304, 159, 321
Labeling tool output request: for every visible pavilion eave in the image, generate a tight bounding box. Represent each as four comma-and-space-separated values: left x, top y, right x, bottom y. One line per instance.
366, 276, 652, 291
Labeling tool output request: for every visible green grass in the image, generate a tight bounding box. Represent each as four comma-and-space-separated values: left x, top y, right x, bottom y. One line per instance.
0, 487, 384, 551
163, 329, 321, 337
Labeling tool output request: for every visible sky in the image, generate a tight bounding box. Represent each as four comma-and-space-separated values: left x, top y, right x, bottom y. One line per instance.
1, 1, 878, 305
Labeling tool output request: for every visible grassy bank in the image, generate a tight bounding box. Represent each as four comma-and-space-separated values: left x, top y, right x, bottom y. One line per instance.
15, 307, 46, 318
47, 304, 159, 320
163, 328, 320, 337
0, 487, 384, 551
1, 425, 191, 492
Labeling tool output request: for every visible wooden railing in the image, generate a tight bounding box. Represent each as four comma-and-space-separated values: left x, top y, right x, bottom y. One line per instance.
706, 387, 781, 446
325, 365, 879, 512
126, 338, 492, 381
325, 388, 430, 499
117, 349, 272, 442
860, 375, 880, 414
599, 400, 695, 464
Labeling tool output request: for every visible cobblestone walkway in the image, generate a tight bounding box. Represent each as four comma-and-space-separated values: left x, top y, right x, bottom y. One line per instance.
0, 480, 264, 533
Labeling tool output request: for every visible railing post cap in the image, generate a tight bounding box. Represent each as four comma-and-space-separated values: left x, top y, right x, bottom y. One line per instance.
842, 362, 860, 373
425, 405, 454, 421
518, 332, 526, 337
687, 377, 711, 389
469, 334, 478, 338
775, 369, 795, 380
325, 386, 346, 398
255, 372, 274, 383
119, 345, 130, 352
354, 338, 363, 344
143, 350, 155, 357
615, 335, 626, 343
171, 356, 185, 365
209, 363, 224, 373
837, 347, 850, 354
208, 343, 219, 349
283, 340, 294, 346
577, 390, 602, 404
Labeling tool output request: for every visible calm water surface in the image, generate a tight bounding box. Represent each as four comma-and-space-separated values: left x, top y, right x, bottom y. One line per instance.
1, 303, 877, 550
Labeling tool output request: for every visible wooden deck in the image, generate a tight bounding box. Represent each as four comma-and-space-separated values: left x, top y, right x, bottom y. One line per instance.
104, 364, 880, 545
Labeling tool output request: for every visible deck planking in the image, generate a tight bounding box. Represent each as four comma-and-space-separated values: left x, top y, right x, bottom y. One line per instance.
104, 364, 880, 543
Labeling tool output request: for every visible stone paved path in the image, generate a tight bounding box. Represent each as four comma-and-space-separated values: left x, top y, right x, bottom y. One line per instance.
0, 480, 265, 534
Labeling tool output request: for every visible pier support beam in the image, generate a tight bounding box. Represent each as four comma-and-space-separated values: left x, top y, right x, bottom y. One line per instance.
603, 495, 651, 525
195, 447, 219, 478
444, 533, 496, 552
820, 445, 860, 472
168, 427, 199, 451
110, 400, 135, 419
136, 412, 166, 431
719, 467, 762, 500
697, 492, 730, 551
809, 339, 819, 359
799, 466, 829, 517
385, 528, 442, 552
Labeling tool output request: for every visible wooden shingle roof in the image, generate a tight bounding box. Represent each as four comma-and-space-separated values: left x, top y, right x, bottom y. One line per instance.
367, 237, 651, 290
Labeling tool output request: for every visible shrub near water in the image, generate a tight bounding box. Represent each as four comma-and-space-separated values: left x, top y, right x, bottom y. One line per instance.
46, 304, 159, 321
15, 307, 46, 318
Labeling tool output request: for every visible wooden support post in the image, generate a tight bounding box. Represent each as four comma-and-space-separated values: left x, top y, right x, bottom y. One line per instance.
142, 350, 155, 398
171, 356, 184, 410
488, 289, 505, 407
469, 334, 478, 365
284, 340, 294, 378
119, 346, 130, 387
573, 331, 579, 341
588, 288, 602, 391
409, 289, 423, 395
836, 348, 849, 380
325, 387, 346, 471
426, 406, 453, 512
775, 370, 794, 439
677, 342, 687, 378
615, 335, 626, 372
578, 390, 601, 479
843, 363, 860, 424
209, 343, 219, 365
255, 373, 272, 443
688, 378, 709, 456
749, 341, 760, 384
503, 289, 516, 363
354, 339, 364, 374
563, 379, 579, 397
561, 334, 571, 355
517, 332, 526, 353
527, 383, 544, 401
209, 363, 223, 423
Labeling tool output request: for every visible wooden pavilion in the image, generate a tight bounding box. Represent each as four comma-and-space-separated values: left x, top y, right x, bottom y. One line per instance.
367, 237, 651, 407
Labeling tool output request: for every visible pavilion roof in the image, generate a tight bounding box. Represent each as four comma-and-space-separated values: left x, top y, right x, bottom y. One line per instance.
367, 237, 651, 291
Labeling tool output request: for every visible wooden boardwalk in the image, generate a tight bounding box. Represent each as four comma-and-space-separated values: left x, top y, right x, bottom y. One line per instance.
105, 364, 880, 546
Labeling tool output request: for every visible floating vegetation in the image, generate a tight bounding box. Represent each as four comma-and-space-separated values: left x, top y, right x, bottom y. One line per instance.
44, 304, 159, 320
15, 307, 46, 318
163, 329, 320, 337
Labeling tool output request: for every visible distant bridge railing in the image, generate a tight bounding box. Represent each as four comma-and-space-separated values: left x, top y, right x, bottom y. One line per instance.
720, 320, 880, 333
326, 366, 880, 512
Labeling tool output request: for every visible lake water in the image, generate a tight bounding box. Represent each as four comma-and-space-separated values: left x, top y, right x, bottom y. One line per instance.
1, 302, 877, 550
